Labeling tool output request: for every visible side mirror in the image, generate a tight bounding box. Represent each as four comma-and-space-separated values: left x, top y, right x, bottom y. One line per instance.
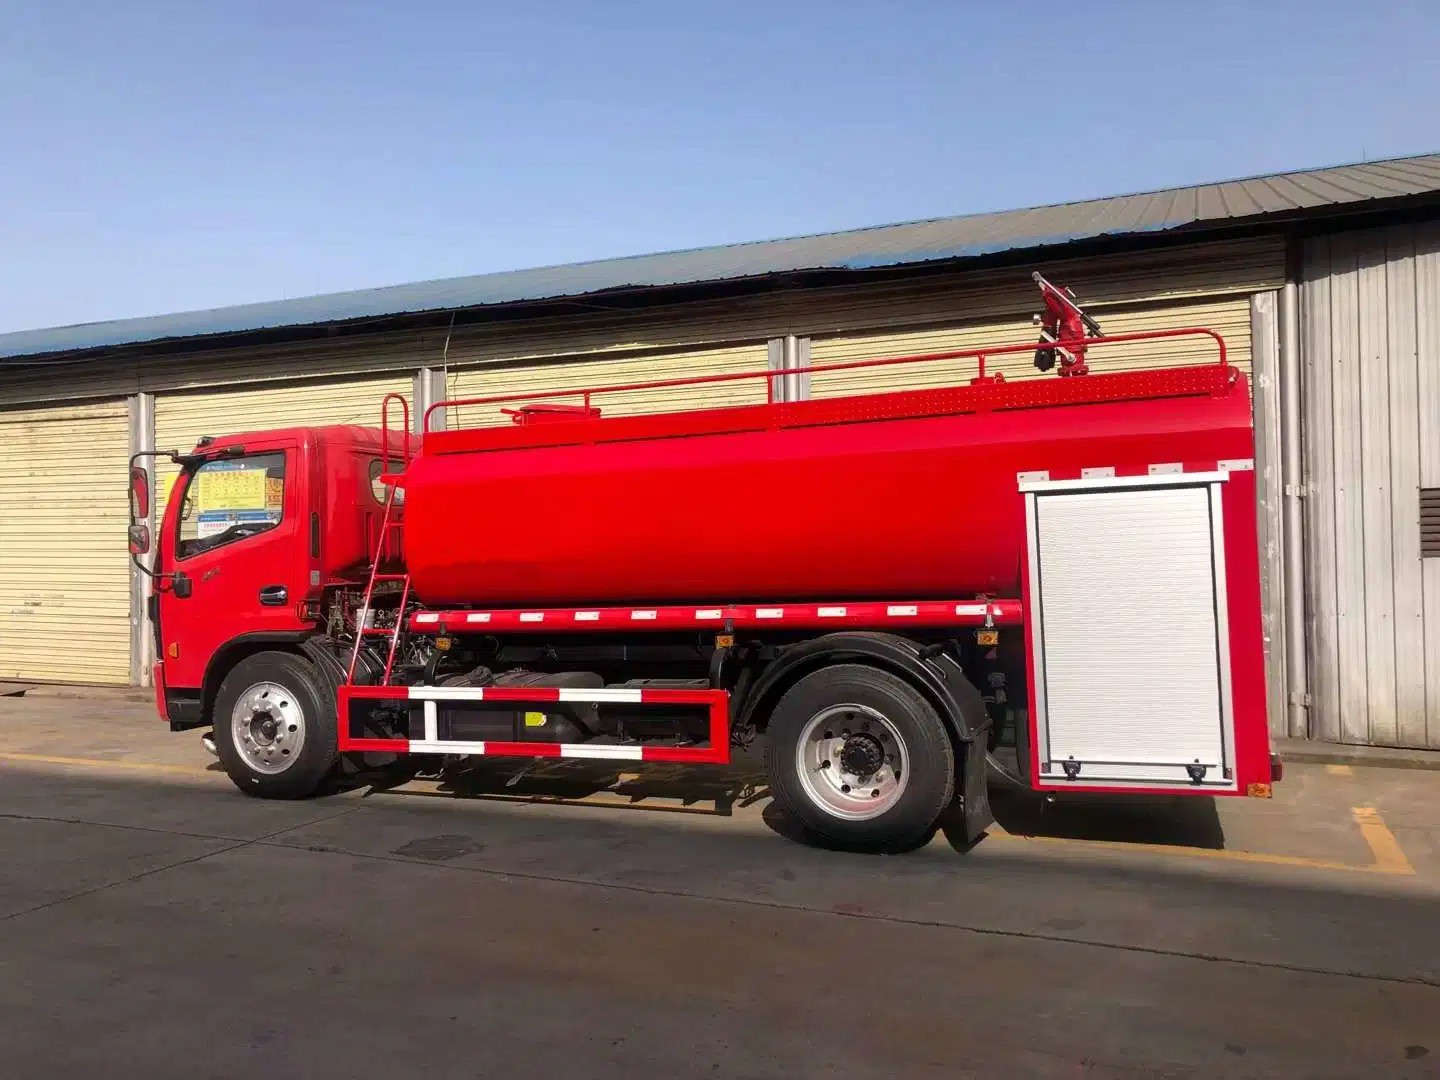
129, 464, 151, 522
128, 523, 152, 556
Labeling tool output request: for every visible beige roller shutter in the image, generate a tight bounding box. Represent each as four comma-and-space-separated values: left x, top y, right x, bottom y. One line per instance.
0, 401, 131, 684
447, 342, 770, 426
809, 295, 1254, 398
154, 371, 413, 518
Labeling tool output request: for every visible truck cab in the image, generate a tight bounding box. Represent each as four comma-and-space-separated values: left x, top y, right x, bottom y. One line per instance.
137, 425, 401, 732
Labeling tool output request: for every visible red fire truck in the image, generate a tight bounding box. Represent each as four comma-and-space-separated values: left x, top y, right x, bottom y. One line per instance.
128, 274, 1279, 852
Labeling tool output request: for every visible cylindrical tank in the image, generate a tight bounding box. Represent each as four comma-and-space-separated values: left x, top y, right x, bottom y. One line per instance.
401, 372, 1253, 607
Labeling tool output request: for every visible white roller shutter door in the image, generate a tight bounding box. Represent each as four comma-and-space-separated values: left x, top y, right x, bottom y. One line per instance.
1028, 481, 1234, 789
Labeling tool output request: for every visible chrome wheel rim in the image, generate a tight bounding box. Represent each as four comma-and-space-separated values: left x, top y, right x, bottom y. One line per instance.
795, 704, 909, 821
230, 681, 305, 775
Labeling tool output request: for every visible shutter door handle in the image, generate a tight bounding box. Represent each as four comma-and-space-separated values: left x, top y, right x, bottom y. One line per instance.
259, 585, 288, 607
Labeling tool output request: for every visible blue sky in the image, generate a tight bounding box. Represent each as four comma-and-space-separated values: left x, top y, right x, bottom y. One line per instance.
1, 0, 1437, 333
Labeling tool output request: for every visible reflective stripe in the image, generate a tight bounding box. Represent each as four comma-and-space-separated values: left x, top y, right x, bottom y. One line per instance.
558, 687, 644, 703
410, 686, 489, 701
560, 744, 644, 760
410, 740, 487, 754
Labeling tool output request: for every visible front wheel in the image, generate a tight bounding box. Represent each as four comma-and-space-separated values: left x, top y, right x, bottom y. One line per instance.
765, 664, 955, 853
213, 651, 339, 799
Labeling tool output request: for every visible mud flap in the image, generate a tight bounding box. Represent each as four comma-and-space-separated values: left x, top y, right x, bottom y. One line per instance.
958, 735, 994, 845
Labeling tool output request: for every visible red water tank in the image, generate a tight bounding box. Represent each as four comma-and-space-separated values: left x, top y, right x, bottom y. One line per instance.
400, 369, 1253, 607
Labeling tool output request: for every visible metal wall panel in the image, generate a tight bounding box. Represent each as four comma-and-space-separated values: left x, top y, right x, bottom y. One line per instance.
1303, 243, 1340, 743
1418, 229, 1440, 750
1387, 233, 1427, 749
0, 401, 131, 684
1302, 221, 1440, 748
1358, 239, 1397, 745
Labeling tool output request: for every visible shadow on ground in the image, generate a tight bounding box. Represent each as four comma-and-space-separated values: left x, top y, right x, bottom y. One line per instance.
354, 754, 1227, 853
987, 783, 1227, 849
376, 756, 773, 818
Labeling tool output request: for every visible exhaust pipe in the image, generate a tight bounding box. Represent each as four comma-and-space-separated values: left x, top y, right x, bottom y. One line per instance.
200, 731, 218, 758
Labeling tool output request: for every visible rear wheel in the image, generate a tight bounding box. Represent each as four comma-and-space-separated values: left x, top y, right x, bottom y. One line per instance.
765, 664, 954, 853
213, 651, 339, 799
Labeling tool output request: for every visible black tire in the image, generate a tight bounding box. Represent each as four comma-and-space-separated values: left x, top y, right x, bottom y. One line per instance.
213, 651, 339, 800
764, 664, 954, 853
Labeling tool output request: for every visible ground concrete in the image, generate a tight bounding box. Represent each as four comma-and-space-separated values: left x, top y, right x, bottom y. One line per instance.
1272, 735, 1440, 771
0, 696, 1436, 1078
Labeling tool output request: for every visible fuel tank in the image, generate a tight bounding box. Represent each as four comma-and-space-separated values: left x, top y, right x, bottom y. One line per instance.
401, 368, 1254, 607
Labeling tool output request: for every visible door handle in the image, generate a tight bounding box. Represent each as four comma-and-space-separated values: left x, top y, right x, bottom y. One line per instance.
259, 585, 288, 607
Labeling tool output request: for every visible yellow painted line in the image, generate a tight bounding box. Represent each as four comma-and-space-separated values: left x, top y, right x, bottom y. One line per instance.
988, 829, 1370, 872
0, 751, 210, 777
1325, 763, 1354, 776
1352, 806, 1416, 875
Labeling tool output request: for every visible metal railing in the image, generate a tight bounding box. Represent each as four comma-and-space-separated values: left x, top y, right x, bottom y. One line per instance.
378, 392, 411, 483
420, 326, 1229, 435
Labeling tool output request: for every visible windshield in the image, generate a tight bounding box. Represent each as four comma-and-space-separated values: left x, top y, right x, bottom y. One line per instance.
176, 451, 287, 559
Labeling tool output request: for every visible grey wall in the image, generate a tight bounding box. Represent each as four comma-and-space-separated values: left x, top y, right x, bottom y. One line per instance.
1301, 221, 1440, 749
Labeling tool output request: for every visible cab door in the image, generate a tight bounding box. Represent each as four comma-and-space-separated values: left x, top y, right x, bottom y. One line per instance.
156, 438, 307, 691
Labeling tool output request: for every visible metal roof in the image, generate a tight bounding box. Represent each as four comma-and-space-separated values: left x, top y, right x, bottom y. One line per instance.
5, 153, 1439, 362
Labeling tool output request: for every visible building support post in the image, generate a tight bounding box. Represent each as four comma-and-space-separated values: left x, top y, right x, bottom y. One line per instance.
128, 392, 156, 687
768, 336, 811, 403
1278, 277, 1310, 739
791, 336, 812, 402
1250, 293, 1288, 738
413, 367, 448, 435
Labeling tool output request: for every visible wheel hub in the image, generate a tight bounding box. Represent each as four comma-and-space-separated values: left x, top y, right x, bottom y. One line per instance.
838, 733, 884, 778
794, 704, 911, 822
230, 682, 306, 776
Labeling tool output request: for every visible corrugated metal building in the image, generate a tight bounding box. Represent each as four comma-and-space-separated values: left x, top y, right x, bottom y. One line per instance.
3, 153, 1439, 749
